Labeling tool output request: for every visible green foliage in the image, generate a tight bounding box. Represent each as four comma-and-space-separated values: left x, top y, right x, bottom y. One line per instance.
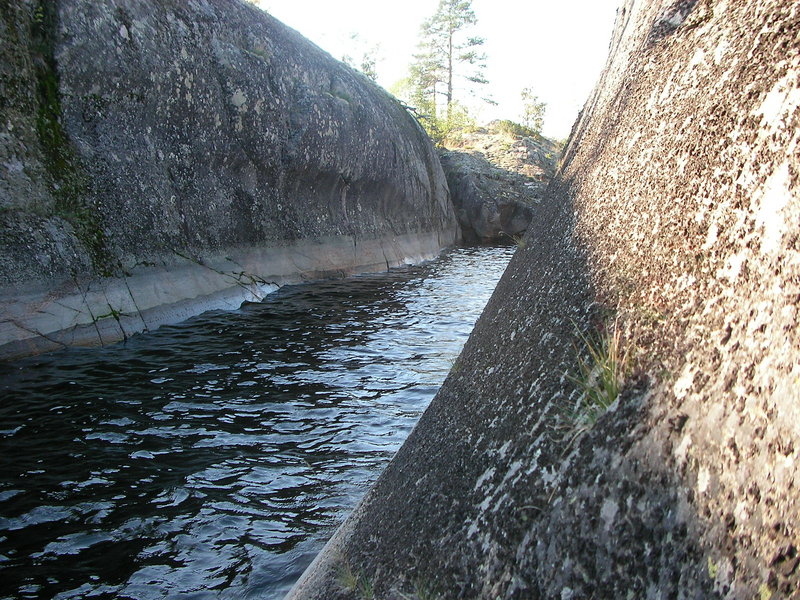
359, 55, 378, 81
408, 0, 488, 122
499, 231, 526, 248
436, 103, 478, 145
337, 562, 374, 600
341, 33, 380, 81
707, 556, 718, 580
490, 119, 540, 139
568, 319, 630, 427
520, 87, 546, 135
394, 0, 491, 144
437, 101, 477, 144
509, 233, 526, 249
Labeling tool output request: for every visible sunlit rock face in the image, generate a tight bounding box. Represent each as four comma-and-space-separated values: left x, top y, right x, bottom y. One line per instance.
0, 0, 457, 359
289, 0, 800, 598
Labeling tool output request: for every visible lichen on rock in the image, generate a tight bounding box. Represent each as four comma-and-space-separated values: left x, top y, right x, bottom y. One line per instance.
287, 0, 800, 598
0, 0, 458, 359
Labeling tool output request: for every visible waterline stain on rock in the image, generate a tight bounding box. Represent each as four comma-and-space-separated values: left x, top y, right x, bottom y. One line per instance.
0, 0, 459, 359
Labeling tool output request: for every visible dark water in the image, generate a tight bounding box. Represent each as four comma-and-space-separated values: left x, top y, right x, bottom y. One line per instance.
0, 245, 513, 600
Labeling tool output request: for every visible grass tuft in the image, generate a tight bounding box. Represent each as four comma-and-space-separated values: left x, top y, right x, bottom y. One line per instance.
567, 318, 630, 428
501, 231, 526, 249
337, 562, 374, 599
395, 579, 441, 600
447, 353, 462, 374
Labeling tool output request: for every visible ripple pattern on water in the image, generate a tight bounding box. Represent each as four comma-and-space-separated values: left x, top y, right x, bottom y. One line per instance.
0, 245, 514, 599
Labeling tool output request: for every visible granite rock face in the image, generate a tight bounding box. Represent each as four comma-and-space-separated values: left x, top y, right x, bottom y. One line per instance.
0, 0, 458, 359
438, 150, 536, 244
438, 129, 559, 243
289, 0, 800, 598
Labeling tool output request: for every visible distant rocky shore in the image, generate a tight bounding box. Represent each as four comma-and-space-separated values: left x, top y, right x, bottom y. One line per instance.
438, 124, 561, 243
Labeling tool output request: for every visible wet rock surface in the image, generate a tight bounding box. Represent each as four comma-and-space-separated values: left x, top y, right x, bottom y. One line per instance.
289, 0, 800, 598
0, 0, 457, 358
438, 128, 559, 243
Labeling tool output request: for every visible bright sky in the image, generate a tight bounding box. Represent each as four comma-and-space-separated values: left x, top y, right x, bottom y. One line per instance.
256, 0, 620, 140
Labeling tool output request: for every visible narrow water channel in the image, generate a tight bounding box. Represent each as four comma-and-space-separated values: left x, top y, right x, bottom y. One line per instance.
0, 245, 514, 600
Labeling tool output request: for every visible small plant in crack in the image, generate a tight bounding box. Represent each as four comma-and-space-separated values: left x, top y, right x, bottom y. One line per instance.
567, 318, 630, 428
337, 561, 374, 599
447, 352, 463, 375
501, 231, 527, 249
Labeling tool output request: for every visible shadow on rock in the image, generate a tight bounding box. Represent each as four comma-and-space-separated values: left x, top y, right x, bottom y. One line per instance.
438, 126, 560, 245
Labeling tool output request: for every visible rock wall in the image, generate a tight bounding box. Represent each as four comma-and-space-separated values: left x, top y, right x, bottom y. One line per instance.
289, 0, 800, 598
0, 0, 458, 359
439, 128, 558, 244
439, 150, 536, 244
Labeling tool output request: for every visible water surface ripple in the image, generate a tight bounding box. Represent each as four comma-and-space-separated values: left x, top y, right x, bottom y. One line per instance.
0, 245, 514, 599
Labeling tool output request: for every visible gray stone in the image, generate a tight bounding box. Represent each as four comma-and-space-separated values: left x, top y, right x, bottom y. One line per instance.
438, 128, 559, 244
438, 150, 535, 244
0, 0, 458, 358
288, 0, 800, 598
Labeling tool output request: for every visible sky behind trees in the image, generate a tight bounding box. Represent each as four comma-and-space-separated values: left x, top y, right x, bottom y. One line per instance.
259, 0, 620, 139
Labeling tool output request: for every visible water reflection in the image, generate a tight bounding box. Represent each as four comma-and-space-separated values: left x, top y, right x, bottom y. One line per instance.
0, 245, 514, 599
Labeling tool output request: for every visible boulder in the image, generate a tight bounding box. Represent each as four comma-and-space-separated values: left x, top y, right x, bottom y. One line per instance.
0, 0, 458, 359
438, 150, 535, 243
438, 127, 560, 243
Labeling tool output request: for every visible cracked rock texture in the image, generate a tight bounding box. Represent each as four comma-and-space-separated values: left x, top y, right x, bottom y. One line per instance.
0, 0, 457, 359
288, 0, 800, 599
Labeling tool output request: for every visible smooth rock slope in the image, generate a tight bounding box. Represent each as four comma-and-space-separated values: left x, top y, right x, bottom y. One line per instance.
0, 0, 458, 359
289, 0, 800, 598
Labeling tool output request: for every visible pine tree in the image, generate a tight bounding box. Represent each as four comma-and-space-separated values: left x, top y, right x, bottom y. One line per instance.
410, 0, 488, 121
